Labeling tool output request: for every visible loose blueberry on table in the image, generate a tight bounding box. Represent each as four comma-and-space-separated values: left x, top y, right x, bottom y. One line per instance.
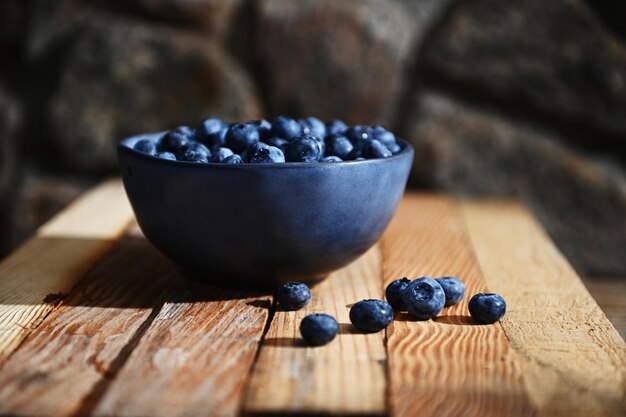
385, 277, 412, 310
435, 276, 465, 307
402, 277, 446, 320
300, 314, 339, 346
130, 115, 402, 164
349, 299, 394, 333
468, 293, 507, 324
276, 282, 311, 311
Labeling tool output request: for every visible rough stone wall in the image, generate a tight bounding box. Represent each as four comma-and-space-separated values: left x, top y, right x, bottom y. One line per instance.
0, 0, 624, 275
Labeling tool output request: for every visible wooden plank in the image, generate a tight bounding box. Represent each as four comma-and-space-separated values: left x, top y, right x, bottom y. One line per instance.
244, 245, 387, 416
581, 276, 626, 340
0, 179, 134, 365
381, 195, 536, 417
91, 285, 271, 417
460, 201, 626, 417
0, 231, 174, 417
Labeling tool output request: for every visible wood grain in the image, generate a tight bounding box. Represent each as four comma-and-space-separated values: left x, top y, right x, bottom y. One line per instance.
0, 233, 173, 417
581, 276, 626, 340
244, 246, 387, 416
0, 179, 133, 365
381, 195, 536, 417
92, 284, 271, 417
461, 201, 626, 417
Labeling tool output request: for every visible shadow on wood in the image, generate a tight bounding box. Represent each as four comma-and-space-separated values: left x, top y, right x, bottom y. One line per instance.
2, 235, 273, 308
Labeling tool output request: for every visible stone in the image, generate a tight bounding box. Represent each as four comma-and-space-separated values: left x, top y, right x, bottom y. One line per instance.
405, 90, 626, 276
10, 169, 95, 253
123, 0, 244, 37
41, 9, 261, 173
0, 0, 30, 61
420, 0, 626, 143
0, 86, 21, 257
391, 0, 457, 46
255, 0, 414, 125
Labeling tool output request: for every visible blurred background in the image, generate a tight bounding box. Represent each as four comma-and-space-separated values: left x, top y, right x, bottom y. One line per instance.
0, 0, 625, 316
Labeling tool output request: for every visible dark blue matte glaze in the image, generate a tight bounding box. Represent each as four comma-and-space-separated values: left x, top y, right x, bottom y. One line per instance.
118, 132, 414, 286
349, 299, 394, 333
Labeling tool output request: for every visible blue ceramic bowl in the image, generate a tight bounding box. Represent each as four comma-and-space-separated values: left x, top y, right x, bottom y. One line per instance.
118, 133, 413, 287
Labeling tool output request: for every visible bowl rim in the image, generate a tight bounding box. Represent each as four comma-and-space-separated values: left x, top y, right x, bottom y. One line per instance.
118, 132, 414, 169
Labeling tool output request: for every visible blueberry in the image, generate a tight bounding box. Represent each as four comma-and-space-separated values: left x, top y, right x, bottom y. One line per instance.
299, 117, 326, 138
271, 116, 302, 139
325, 135, 354, 159
209, 147, 234, 163
226, 123, 260, 153
204, 125, 229, 150
326, 119, 347, 136
346, 141, 366, 159
370, 125, 396, 147
344, 125, 372, 144
387, 142, 401, 154
362, 140, 392, 159
176, 142, 211, 163
250, 119, 272, 140
159, 126, 195, 153
284, 134, 323, 162
402, 277, 446, 320
133, 139, 157, 155
321, 156, 342, 162
311, 135, 326, 154
223, 154, 243, 164
195, 117, 225, 143
300, 314, 338, 346
156, 151, 176, 161
248, 142, 285, 163
468, 293, 506, 324
385, 277, 411, 310
276, 282, 311, 310
265, 136, 289, 150
349, 299, 394, 333
436, 277, 465, 306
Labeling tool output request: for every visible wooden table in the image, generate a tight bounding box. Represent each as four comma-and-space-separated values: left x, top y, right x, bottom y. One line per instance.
0, 179, 624, 417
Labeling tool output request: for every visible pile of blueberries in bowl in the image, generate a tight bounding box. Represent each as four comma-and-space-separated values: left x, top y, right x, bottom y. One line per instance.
118, 116, 414, 285
129, 116, 404, 164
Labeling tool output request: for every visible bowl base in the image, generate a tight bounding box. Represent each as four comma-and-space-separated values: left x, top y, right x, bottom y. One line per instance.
181, 267, 328, 291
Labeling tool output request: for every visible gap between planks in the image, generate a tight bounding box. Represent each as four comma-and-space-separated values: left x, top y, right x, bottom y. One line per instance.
0, 179, 134, 366
0, 224, 273, 417
381, 194, 536, 417
243, 245, 388, 417
1, 180, 623, 417
460, 201, 626, 417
